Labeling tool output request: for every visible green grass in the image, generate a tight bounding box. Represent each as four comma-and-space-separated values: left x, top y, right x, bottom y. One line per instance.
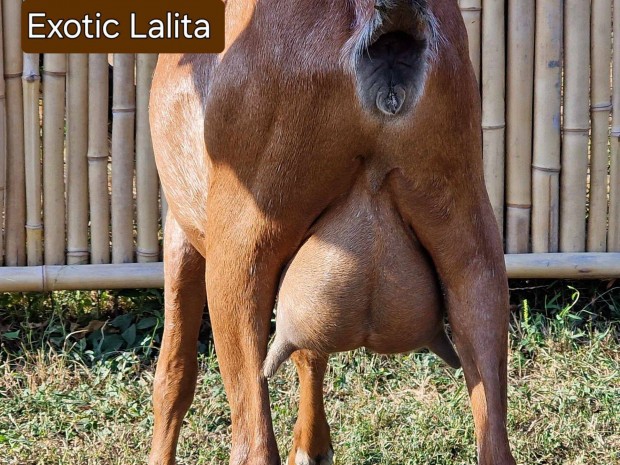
0, 281, 619, 465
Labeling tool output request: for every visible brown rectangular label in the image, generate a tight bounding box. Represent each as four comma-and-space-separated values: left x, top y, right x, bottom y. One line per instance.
22, 0, 225, 53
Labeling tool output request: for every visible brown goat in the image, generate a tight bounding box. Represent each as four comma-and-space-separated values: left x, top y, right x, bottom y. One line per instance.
148, 1, 516, 465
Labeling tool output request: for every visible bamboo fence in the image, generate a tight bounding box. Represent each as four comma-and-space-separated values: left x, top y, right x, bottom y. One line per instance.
66, 54, 89, 265
3, 0, 25, 267
481, 0, 506, 233
136, 54, 159, 264
589, 0, 613, 252
0, 4, 619, 290
42, 53, 66, 265
87, 54, 111, 265
610, 0, 620, 251
531, 0, 563, 253
560, 0, 591, 252
111, 54, 136, 265
0, 2, 6, 267
22, 53, 42, 266
505, 0, 535, 254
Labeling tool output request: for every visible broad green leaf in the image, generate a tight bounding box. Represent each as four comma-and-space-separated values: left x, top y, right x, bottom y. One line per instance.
110, 314, 133, 332
122, 324, 137, 346
2, 330, 20, 341
136, 317, 158, 330
100, 334, 125, 353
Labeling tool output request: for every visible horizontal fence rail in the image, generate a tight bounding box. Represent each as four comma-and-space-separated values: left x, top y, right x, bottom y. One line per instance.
0, 1, 619, 291
0, 254, 619, 292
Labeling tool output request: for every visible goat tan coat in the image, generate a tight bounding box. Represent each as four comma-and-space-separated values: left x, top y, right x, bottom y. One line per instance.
148, 1, 516, 464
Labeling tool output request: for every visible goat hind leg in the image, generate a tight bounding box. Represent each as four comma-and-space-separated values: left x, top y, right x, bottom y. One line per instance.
391, 173, 516, 465
289, 350, 332, 465
149, 215, 206, 465
204, 218, 292, 465
447, 279, 516, 465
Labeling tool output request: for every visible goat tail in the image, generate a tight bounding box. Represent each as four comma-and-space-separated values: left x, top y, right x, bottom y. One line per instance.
427, 329, 461, 369
343, 0, 442, 67
263, 338, 296, 379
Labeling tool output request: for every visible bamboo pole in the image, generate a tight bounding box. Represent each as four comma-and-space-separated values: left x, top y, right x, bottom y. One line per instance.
481, 0, 505, 235
1, 253, 620, 292
0, 2, 7, 266
0, 262, 164, 291
88, 54, 111, 264
23, 53, 43, 266
43, 54, 67, 265
111, 53, 136, 264
459, 0, 482, 83
532, 0, 562, 253
588, 0, 613, 252
560, 0, 591, 252
2, 0, 26, 266
609, 0, 620, 252
136, 54, 159, 263
66, 54, 89, 265
505, 253, 620, 279
505, 0, 535, 254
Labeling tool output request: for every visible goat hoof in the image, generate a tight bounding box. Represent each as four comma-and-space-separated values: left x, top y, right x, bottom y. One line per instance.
291, 446, 334, 465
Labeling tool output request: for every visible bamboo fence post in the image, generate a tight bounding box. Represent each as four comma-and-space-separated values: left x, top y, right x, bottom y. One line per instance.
66, 54, 89, 265
43, 54, 67, 265
88, 54, 111, 264
609, 0, 620, 251
23, 53, 43, 266
505, 0, 535, 254
588, 0, 613, 252
532, 0, 562, 253
481, 0, 505, 235
560, 0, 591, 252
459, 0, 482, 83
111, 53, 136, 264
136, 54, 159, 263
0, 1, 7, 265
2, 0, 26, 266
